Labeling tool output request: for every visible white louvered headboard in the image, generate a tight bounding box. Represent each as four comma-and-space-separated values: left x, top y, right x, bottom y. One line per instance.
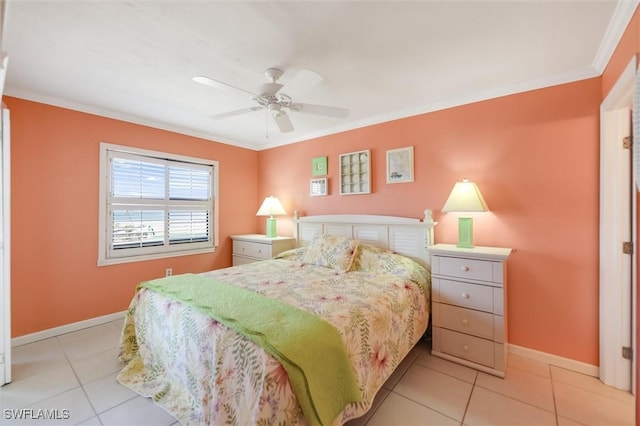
293, 209, 436, 268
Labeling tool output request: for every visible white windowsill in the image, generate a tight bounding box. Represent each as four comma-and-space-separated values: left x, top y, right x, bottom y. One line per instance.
97, 246, 216, 266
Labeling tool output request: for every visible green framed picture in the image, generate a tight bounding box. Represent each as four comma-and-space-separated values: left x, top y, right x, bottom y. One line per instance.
312, 156, 328, 176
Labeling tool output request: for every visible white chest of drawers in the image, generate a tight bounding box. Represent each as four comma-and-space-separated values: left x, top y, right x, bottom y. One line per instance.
429, 243, 512, 377
231, 234, 295, 266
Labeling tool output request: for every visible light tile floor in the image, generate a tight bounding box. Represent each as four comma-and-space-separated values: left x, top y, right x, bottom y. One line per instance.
0, 320, 635, 425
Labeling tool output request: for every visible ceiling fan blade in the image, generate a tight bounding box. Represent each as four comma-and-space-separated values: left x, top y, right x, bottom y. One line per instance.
272, 111, 294, 133
210, 106, 263, 120
290, 103, 349, 118
193, 75, 258, 97
283, 69, 323, 96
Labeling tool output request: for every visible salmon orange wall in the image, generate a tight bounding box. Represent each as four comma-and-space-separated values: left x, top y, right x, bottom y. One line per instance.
258, 78, 601, 365
7, 4, 637, 370
5, 96, 259, 337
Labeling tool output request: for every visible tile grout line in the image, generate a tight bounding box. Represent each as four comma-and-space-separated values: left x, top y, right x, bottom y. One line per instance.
470, 374, 558, 417
364, 350, 443, 425
552, 376, 635, 404
549, 364, 560, 426
389, 361, 477, 424
361, 389, 390, 425
460, 370, 478, 425
549, 365, 635, 425
383, 390, 463, 425
56, 334, 105, 425
363, 344, 445, 425
2, 338, 93, 415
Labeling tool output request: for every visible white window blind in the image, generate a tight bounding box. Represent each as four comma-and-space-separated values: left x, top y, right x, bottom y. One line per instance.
99, 144, 218, 265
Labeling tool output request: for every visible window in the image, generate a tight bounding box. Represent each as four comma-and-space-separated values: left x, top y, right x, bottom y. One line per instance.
98, 143, 218, 265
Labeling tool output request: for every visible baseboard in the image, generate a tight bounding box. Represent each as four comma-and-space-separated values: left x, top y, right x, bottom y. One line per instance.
509, 343, 599, 377
11, 310, 127, 347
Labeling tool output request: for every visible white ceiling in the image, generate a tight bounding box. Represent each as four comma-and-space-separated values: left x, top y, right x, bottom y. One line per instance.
1, 1, 637, 151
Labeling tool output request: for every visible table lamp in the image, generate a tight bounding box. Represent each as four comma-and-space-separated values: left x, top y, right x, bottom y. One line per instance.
256, 196, 287, 238
441, 179, 488, 248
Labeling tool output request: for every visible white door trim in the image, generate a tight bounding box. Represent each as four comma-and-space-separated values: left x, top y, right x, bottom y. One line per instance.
0, 106, 10, 386
600, 55, 636, 391
0, 50, 9, 386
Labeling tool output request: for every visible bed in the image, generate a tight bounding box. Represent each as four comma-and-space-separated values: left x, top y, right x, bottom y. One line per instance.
117, 210, 436, 425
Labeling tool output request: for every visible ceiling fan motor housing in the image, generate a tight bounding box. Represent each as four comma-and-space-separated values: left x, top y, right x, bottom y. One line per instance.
264, 67, 283, 82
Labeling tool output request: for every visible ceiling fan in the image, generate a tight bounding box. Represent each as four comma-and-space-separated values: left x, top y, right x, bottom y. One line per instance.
193, 67, 349, 134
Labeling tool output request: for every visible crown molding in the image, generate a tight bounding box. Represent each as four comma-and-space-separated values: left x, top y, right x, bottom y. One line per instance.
592, 0, 639, 74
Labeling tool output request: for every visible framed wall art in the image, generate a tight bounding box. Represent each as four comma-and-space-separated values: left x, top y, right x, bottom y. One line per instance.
310, 178, 328, 196
339, 149, 371, 195
386, 146, 414, 184
312, 156, 328, 176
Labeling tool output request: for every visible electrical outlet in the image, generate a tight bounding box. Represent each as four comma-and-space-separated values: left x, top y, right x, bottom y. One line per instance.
165, 268, 172, 277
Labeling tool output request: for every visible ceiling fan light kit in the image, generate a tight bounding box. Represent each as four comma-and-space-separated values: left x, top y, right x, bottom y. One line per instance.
193, 67, 350, 134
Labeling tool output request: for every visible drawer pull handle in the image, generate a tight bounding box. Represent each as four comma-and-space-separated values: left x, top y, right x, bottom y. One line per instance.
461, 292, 470, 299
462, 345, 470, 351
461, 266, 470, 272
461, 319, 469, 325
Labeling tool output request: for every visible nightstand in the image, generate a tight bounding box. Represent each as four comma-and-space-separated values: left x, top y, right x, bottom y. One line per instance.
429, 243, 512, 377
231, 234, 295, 266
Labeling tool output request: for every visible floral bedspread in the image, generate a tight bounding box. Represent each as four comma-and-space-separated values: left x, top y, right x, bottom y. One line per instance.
118, 251, 430, 425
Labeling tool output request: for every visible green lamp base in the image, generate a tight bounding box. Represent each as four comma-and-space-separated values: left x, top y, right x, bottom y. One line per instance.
457, 217, 475, 248
265, 217, 277, 238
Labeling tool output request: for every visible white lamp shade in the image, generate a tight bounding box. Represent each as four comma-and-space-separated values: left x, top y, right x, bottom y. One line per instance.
256, 196, 287, 217
442, 179, 489, 212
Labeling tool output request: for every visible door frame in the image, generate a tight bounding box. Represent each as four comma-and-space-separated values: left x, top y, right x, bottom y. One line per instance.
600, 55, 637, 392
0, 50, 9, 386
0, 104, 9, 387
0, 0, 8, 386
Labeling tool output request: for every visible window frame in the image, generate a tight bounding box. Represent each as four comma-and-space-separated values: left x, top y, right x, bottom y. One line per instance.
98, 143, 219, 266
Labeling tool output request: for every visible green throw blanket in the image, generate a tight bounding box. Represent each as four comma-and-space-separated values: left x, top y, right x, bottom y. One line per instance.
140, 274, 362, 426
